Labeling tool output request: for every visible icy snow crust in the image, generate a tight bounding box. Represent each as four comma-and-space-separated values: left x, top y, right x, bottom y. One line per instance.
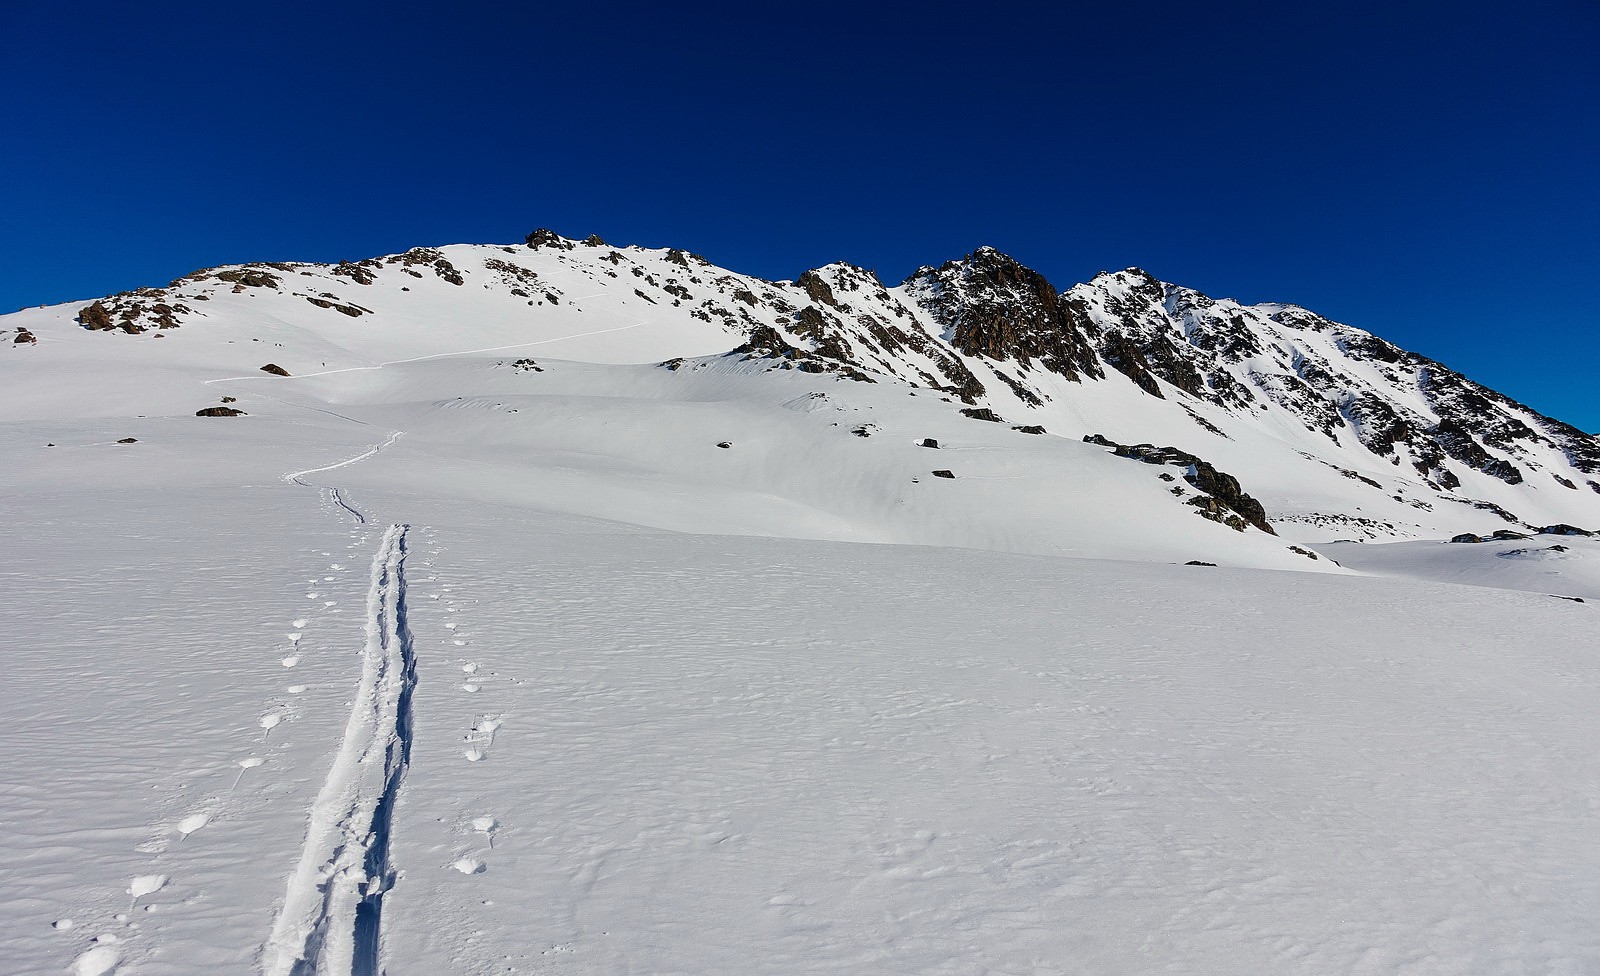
2, 236, 1599, 973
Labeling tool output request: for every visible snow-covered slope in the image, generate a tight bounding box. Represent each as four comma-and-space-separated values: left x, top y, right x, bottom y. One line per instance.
3, 231, 1599, 975
7, 231, 1594, 552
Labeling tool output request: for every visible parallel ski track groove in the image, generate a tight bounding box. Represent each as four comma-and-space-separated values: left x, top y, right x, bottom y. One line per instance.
262, 524, 415, 976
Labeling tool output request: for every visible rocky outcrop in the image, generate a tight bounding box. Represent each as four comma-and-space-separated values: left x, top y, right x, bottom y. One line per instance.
905, 247, 1102, 383
1084, 434, 1275, 534
195, 406, 247, 417
260, 363, 290, 376
525, 228, 573, 250
78, 302, 115, 331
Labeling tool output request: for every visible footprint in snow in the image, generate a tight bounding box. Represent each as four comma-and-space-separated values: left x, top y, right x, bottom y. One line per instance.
281, 655, 300, 668
452, 639, 466, 646
229, 756, 265, 791
472, 816, 499, 847
291, 618, 308, 628
259, 713, 284, 738
127, 874, 166, 907
462, 663, 479, 674
287, 684, 307, 694
444, 621, 458, 630
463, 747, 487, 762
73, 945, 120, 976
176, 813, 209, 840
461, 683, 480, 694
451, 857, 486, 875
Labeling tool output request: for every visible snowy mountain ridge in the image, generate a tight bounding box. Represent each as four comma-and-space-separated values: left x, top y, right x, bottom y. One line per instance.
7, 228, 1596, 551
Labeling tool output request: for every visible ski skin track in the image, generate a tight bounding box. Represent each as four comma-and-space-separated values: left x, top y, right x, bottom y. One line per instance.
261, 523, 415, 976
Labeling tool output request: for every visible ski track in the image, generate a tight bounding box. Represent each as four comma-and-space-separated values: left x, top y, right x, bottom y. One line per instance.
262, 524, 415, 976
284, 431, 403, 524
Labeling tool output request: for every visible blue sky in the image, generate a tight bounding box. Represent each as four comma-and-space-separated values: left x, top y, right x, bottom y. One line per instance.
4, 1, 1596, 429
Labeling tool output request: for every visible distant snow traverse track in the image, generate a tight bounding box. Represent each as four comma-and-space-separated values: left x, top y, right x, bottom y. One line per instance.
263, 524, 415, 976
285, 431, 403, 525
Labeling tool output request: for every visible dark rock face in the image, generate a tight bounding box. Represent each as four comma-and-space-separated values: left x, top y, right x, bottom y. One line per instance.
920, 438, 940, 449
905, 247, 1102, 383
1451, 533, 1484, 543
260, 363, 290, 376
1538, 524, 1592, 536
959, 407, 1003, 422
1084, 434, 1276, 534
117, 437, 138, 444
1185, 560, 1217, 566
1012, 425, 1046, 434
196, 406, 247, 417
796, 269, 839, 308
932, 469, 956, 479
13, 328, 36, 344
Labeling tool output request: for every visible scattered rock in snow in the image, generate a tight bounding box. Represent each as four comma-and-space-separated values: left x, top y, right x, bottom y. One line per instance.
932, 469, 956, 479
960, 407, 1004, 422
195, 407, 247, 417
920, 438, 940, 449
1012, 424, 1046, 434
78, 302, 115, 331
304, 296, 366, 317
116, 437, 138, 444
716, 441, 732, 449
1185, 560, 1217, 566
260, 363, 290, 376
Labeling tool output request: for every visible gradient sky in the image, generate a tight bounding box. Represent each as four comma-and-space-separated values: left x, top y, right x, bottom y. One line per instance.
4, 1, 1596, 430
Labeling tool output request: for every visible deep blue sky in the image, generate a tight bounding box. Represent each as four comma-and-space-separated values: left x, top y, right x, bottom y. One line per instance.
4, 1, 1596, 429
